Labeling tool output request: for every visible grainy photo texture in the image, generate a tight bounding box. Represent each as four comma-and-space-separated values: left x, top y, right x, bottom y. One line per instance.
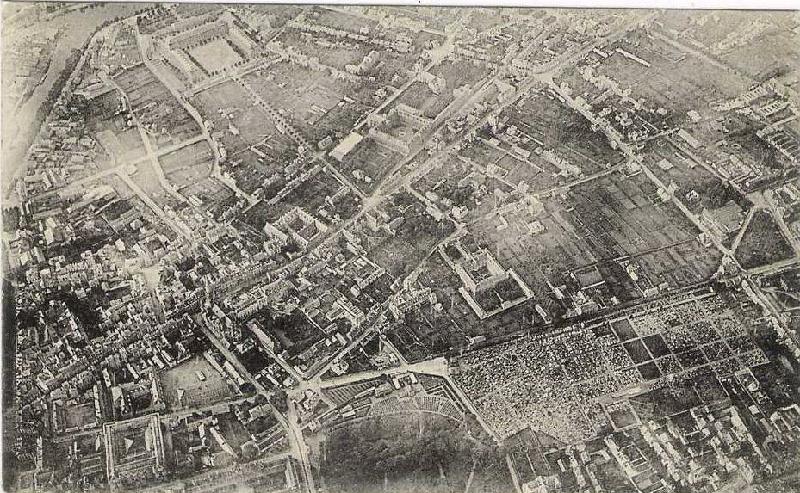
2, 3, 800, 493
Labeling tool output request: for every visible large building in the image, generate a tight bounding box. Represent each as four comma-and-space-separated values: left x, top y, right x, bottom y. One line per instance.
104, 414, 167, 490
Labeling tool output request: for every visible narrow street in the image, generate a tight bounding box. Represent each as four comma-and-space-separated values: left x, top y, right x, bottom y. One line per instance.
7, 6, 800, 493
198, 319, 316, 493
115, 170, 195, 242
133, 21, 259, 206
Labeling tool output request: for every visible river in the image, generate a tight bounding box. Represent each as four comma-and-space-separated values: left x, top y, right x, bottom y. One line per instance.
2, 2, 147, 200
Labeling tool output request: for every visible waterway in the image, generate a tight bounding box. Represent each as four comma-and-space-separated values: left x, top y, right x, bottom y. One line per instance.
2, 3, 147, 200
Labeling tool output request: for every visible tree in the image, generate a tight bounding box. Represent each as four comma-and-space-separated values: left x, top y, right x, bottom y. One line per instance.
240, 441, 259, 461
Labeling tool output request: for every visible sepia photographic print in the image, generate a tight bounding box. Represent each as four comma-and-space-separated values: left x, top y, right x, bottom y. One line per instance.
2, 2, 800, 493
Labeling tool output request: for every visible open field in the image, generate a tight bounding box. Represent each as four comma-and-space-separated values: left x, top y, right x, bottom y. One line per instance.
161, 140, 213, 188
242, 61, 375, 144
189, 38, 243, 74
587, 29, 750, 116
161, 354, 233, 410
319, 409, 511, 493
470, 172, 720, 307
735, 210, 795, 269
338, 138, 404, 194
